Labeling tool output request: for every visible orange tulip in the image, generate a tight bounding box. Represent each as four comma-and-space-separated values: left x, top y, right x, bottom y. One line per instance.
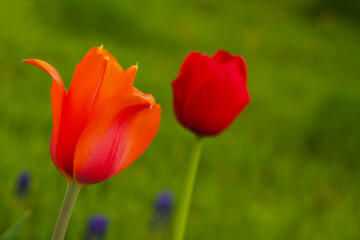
24, 46, 161, 185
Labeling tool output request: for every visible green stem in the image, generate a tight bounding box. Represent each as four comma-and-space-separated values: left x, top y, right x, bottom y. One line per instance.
173, 136, 204, 240
52, 182, 81, 240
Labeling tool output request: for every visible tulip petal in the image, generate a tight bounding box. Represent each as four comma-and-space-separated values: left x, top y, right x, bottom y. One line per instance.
125, 65, 138, 83
172, 52, 206, 127
65, 47, 135, 119
90, 61, 137, 113
203, 60, 250, 134
185, 59, 249, 135
82, 45, 118, 63
22, 59, 66, 152
214, 50, 247, 80
73, 94, 161, 185
50, 131, 69, 179
174, 52, 204, 91
56, 49, 135, 176
213, 50, 233, 63
133, 87, 156, 105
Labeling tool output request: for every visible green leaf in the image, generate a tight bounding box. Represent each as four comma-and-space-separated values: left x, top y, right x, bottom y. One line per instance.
1, 211, 31, 240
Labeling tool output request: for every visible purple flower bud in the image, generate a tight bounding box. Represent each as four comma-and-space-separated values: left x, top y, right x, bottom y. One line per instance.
15, 171, 31, 197
150, 190, 174, 231
84, 214, 109, 240
155, 191, 174, 214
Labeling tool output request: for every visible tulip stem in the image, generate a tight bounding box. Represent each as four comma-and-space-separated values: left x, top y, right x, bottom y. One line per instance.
173, 136, 204, 240
52, 182, 81, 240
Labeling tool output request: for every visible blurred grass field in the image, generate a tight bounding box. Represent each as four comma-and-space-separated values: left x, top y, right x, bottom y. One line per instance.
1, 0, 360, 239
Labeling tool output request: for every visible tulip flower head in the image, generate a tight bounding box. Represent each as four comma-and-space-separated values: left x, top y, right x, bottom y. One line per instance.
24, 46, 161, 185
84, 214, 109, 240
15, 171, 31, 197
172, 50, 250, 136
150, 190, 174, 231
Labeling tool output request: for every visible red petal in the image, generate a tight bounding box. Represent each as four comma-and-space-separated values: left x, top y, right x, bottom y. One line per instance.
50, 131, 70, 180
172, 52, 205, 127
199, 60, 250, 135
213, 50, 233, 63
73, 94, 161, 185
214, 50, 247, 81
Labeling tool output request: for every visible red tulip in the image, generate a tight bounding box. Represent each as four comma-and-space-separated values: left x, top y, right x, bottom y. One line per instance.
172, 50, 250, 136
23, 46, 161, 185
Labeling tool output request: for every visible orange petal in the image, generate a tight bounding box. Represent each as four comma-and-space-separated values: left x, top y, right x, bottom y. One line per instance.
90, 60, 136, 113
73, 94, 161, 185
66, 48, 134, 123
23, 59, 66, 155
118, 103, 161, 172
125, 64, 138, 83
82, 45, 119, 64
133, 87, 156, 105
56, 49, 134, 177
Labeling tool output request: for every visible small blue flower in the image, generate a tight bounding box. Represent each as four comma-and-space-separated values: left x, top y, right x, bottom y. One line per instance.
15, 171, 31, 197
150, 190, 174, 231
84, 214, 109, 240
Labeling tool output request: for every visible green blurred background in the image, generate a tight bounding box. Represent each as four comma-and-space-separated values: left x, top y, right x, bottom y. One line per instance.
1, 0, 360, 239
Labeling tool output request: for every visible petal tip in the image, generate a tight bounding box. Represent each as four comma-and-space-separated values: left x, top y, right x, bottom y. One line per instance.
22, 59, 32, 63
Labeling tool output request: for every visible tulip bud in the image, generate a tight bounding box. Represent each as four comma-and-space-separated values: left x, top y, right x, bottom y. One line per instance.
172, 50, 250, 136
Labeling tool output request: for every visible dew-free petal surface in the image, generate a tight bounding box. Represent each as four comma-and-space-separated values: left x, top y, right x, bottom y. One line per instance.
73, 94, 161, 185
22, 58, 66, 151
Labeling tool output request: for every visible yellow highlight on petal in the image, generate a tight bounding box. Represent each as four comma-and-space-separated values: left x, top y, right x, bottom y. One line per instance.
98, 44, 104, 55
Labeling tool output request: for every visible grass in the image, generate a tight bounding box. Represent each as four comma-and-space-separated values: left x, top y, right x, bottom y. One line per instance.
0, 0, 359, 239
